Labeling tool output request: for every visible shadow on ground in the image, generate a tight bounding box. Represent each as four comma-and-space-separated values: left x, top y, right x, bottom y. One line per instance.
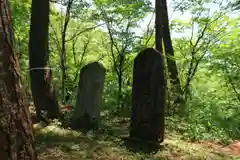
34, 115, 237, 160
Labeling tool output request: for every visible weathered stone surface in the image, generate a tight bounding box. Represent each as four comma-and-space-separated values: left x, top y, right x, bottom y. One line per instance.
129, 48, 166, 143
72, 62, 106, 130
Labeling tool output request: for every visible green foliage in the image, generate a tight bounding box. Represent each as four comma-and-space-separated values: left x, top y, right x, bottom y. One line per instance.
12, 0, 240, 148
168, 0, 240, 142
11, 0, 31, 96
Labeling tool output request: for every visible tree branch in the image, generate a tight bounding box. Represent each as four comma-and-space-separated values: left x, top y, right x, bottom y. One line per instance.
66, 23, 105, 42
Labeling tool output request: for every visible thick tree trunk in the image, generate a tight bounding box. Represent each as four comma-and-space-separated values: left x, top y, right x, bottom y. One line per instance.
0, 0, 37, 159
161, 0, 183, 109
29, 0, 60, 120
156, 0, 183, 113
155, 0, 164, 53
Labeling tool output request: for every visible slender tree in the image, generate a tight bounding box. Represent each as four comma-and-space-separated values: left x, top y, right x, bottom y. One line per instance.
0, 0, 37, 159
29, 0, 60, 121
60, 0, 74, 105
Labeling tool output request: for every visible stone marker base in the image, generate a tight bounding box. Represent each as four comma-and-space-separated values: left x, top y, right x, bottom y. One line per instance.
122, 136, 163, 153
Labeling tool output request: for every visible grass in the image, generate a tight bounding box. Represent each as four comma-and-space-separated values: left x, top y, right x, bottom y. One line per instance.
33, 115, 240, 160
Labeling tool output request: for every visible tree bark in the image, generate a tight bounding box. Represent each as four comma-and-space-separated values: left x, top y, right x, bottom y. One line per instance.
0, 0, 37, 159
155, 0, 164, 53
29, 0, 60, 120
156, 0, 183, 112
60, 0, 74, 105
162, 0, 183, 105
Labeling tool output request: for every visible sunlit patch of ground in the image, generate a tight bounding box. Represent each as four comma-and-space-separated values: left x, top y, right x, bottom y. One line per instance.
34, 116, 239, 160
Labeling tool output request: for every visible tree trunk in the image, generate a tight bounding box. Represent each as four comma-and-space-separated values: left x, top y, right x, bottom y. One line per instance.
61, 0, 73, 105
117, 54, 124, 110
155, 0, 164, 53
161, 0, 183, 109
156, 0, 183, 113
0, 0, 37, 159
61, 27, 67, 105
29, 0, 60, 120
117, 69, 122, 109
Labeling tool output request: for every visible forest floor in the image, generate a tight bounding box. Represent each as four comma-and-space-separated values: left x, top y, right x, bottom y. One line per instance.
33, 112, 240, 160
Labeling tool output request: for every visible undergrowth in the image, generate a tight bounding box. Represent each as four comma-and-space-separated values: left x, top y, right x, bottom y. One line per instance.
34, 114, 238, 160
